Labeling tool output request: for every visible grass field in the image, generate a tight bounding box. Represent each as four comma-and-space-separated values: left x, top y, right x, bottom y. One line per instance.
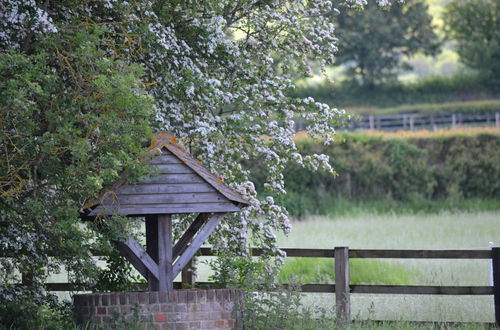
275, 211, 499, 323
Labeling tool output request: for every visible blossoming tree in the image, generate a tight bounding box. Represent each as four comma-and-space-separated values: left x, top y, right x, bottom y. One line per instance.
0, 0, 399, 324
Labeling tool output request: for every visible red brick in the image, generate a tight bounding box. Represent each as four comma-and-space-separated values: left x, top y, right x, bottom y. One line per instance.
215, 320, 225, 328
201, 321, 215, 328
227, 320, 235, 328
174, 304, 187, 312
175, 323, 188, 330
189, 321, 201, 329
97, 307, 106, 315
154, 313, 168, 322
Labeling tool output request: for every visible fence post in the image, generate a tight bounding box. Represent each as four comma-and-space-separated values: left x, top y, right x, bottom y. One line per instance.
496, 112, 500, 128
181, 258, 196, 288
369, 116, 375, 130
410, 115, 415, 130
493, 247, 500, 326
452, 113, 456, 128
335, 246, 351, 322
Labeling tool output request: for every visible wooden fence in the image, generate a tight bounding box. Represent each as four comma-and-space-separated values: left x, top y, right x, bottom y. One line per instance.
294, 112, 500, 131
28, 246, 500, 324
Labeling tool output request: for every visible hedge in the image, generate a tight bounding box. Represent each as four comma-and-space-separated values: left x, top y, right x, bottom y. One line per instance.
354, 99, 500, 116
251, 129, 500, 216
291, 74, 499, 109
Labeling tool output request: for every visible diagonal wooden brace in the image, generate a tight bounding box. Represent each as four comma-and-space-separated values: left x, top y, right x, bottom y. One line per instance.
114, 236, 159, 281
173, 213, 210, 260
172, 213, 225, 278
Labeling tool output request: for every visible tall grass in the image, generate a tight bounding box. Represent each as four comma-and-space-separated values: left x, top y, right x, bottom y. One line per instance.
276, 211, 499, 322
278, 258, 413, 285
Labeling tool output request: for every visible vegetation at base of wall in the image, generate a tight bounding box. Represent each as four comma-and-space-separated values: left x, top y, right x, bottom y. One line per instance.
291, 74, 497, 109
278, 258, 413, 285
351, 99, 500, 116
253, 130, 500, 217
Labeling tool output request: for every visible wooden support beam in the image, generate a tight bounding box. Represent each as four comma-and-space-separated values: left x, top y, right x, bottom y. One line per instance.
114, 237, 159, 281
173, 213, 210, 260
172, 213, 225, 278
157, 214, 173, 292
493, 247, 500, 326
146, 215, 160, 291
335, 246, 351, 322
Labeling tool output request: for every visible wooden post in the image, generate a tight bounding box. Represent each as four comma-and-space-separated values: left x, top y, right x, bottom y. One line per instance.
492, 247, 500, 326
335, 246, 351, 322
369, 115, 375, 130
496, 112, 500, 128
410, 115, 415, 130
146, 215, 160, 291
452, 113, 457, 128
181, 258, 196, 288
157, 214, 173, 292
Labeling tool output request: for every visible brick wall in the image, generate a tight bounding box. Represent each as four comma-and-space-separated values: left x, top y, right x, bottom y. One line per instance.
73, 289, 243, 329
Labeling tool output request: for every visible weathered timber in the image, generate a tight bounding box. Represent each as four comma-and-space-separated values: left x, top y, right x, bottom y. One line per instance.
149, 154, 182, 164
117, 183, 216, 195
140, 173, 206, 184
146, 215, 159, 291
86, 133, 249, 217
102, 192, 229, 205
492, 247, 500, 325
350, 285, 493, 295
335, 247, 351, 321
114, 237, 159, 280
100, 203, 240, 215
173, 213, 210, 260
155, 164, 195, 174
172, 214, 225, 278
349, 249, 492, 259
196, 247, 492, 259
157, 215, 173, 291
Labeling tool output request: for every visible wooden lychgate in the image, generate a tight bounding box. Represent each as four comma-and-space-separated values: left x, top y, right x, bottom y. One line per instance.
83, 132, 249, 291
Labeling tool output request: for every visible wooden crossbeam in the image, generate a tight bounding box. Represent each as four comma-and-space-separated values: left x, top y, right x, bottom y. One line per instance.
173, 213, 210, 260
114, 237, 159, 280
172, 213, 225, 278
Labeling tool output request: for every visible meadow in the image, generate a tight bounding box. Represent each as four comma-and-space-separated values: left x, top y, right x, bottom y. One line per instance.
276, 211, 500, 323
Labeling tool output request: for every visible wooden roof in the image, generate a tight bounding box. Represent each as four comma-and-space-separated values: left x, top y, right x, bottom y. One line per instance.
86, 132, 249, 217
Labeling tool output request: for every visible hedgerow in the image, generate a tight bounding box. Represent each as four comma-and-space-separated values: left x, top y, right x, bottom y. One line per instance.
252, 129, 500, 217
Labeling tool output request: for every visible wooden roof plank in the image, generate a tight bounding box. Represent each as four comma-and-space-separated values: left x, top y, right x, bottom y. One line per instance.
116, 183, 217, 195
102, 192, 229, 205
89, 202, 241, 216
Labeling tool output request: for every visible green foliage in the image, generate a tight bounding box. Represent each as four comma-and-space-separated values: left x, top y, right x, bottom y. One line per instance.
0, 26, 154, 326
278, 258, 413, 285
334, 0, 441, 85
93, 251, 144, 293
239, 287, 339, 330
356, 99, 500, 116
207, 255, 274, 291
291, 74, 497, 109
260, 132, 500, 217
444, 0, 500, 90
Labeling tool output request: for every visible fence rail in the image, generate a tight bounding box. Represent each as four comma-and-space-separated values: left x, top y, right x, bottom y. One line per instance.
295, 111, 500, 131
12, 246, 500, 324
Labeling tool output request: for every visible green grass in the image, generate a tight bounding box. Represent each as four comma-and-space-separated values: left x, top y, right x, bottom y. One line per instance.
276, 211, 500, 323
279, 258, 413, 285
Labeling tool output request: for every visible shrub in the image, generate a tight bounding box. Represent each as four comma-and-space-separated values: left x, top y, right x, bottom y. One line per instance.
291, 74, 498, 109
253, 130, 500, 217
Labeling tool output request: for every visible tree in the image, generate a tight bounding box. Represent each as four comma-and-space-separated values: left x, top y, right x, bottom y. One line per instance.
0, 0, 400, 325
444, 0, 500, 90
334, 0, 441, 86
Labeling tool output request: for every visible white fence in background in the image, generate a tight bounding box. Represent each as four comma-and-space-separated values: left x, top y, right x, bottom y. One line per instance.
294, 112, 500, 131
